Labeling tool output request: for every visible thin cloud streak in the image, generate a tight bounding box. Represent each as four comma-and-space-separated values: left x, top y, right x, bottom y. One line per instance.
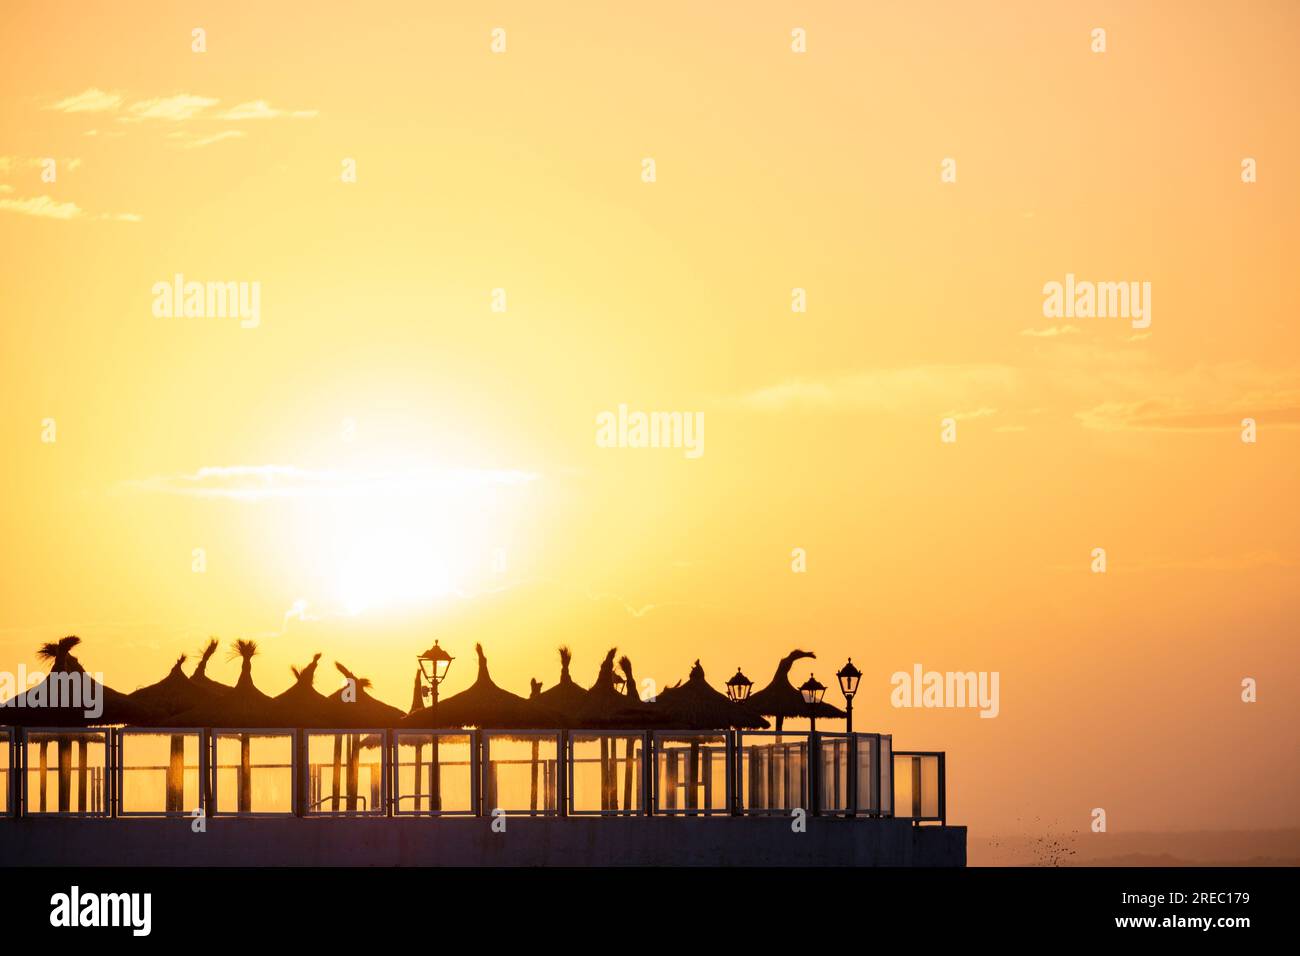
121, 464, 540, 500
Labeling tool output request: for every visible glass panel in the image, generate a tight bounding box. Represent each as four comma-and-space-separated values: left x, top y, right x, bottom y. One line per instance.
24, 730, 109, 815
392, 732, 473, 814
739, 733, 809, 813
655, 734, 728, 814
120, 731, 202, 815
0, 729, 9, 815
920, 754, 941, 818
570, 733, 643, 814
484, 733, 558, 815
817, 734, 850, 812
893, 754, 917, 819
213, 732, 293, 814
854, 734, 880, 813
304, 732, 385, 815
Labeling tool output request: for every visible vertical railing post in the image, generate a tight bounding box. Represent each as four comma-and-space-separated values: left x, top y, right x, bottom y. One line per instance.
938, 752, 946, 826
17, 728, 27, 819
557, 731, 568, 818
726, 730, 738, 816
808, 730, 819, 816
642, 731, 653, 816
109, 728, 119, 819
848, 733, 858, 817
472, 731, 483, 817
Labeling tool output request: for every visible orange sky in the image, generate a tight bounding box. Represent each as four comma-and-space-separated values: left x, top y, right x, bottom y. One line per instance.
1, 0, 1298, 844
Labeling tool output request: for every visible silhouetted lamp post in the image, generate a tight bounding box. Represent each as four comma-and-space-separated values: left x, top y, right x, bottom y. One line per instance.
799, 674, 826, 732
836, 658, 861, 733
417, 641, 454, 813
725, 667, 753, 702
417, 640, 454, 707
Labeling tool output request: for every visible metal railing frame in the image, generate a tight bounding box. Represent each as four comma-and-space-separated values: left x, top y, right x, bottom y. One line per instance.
389, 729, 478, 816
207, 728, 298, 818
892, 750, 947, 825
0, 726, 945, 823
115, 727, 207, 818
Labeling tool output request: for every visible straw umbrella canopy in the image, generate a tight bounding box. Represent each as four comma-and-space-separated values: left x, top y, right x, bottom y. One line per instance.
165, 640, 278, 727
400, 643, 556, 729
329, 662, 404, 727
525, 646, 588, 726
746, 649, 847, 731
655, 660, 769, 730
575, 649, 671, 729
127, 653, 217, 811
267, 653, 357, 728
187, 638, 232, 698
128, 653, 219, 722
2, 635, 153, 726
2, 637, 148, 815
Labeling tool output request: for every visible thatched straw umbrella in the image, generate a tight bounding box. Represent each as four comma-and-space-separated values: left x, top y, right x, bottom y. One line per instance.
400, 645, 561, 812
3, 636, 153, 726
268, 653, 354, 728
576, 649, 671, 812
167, 640, 277, 812
329, 662, 403, 726
128, 653, 219, 812
528, 646, 588, 725
655, 660, 770, 730
744, 650, 847, 811
654, 660, 770, 813
577, 648, 670, 730
403, 672, 431, 810
746, 649, 846, 731
617, 657, 642, 811
324, 662, 403, 813
187, 638, 231, 698
527, 678, 543, 812
400, 643, 546, 730
1, 636, 150, 813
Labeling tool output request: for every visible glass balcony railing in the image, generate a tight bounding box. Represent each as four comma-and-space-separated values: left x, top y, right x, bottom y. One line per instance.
0, 726, 944, 823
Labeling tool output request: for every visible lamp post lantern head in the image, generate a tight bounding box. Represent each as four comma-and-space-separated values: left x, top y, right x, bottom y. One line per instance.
418, 640, 454, 689
726, 667, 753, 702
836, 658, 862, 701
799, 673, 827, 707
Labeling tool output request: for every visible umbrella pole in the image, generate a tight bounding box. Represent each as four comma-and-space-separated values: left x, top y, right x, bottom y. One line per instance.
665, 749, 678, 810
622, 737, 634, 814
239, 733, 251, 814
686, 740, 699, 812
77, 739, 88, 812
346, 735, 360, 812
57, 737, 71, 813
39, 739, 49, 812
331, 734, 343, 814
599, 737, 609, 811
529, 738, 539, 813
167, 734, 185, 814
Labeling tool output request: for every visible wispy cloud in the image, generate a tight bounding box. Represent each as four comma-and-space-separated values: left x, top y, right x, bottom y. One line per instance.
166, 130, 247, 149
0, 194, 83, 220
1021, 325, 1080, 337
216, 100, 319, 120
47, 88, 124, 113
734, 365, 1018, 414
947, 407, 997, 421
121, 464, 539, 501
121, 94, 219, 122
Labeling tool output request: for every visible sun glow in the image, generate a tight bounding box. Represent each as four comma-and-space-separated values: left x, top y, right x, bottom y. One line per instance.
334, 525, 454, 616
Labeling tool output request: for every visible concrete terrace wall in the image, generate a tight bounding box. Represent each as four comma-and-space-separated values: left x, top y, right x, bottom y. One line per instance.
0, 817, 966, 866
